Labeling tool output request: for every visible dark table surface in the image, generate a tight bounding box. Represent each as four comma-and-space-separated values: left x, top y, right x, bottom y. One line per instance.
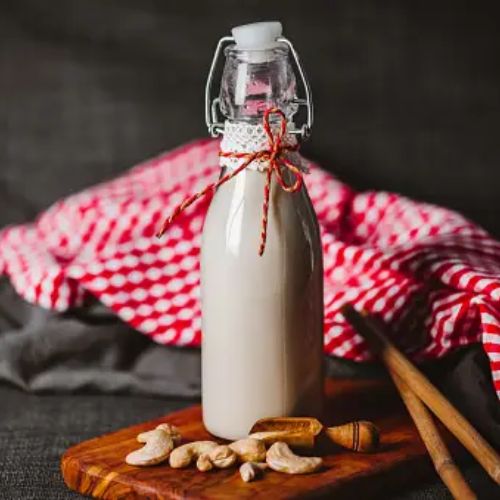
1, 384, 499, 500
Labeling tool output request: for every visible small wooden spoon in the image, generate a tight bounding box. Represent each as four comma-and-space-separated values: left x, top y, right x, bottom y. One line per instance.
249, 417, 380, 453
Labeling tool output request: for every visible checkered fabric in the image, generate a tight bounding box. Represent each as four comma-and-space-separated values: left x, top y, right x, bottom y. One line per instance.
1, 138, 499, 397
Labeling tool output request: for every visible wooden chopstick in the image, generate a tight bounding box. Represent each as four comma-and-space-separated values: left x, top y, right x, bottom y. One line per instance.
391, 373, 476, 499
342, 304, 500, 485
342, 305, 476, 498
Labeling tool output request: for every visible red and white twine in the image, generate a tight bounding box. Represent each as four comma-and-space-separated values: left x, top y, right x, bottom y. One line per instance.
157, 107, 303, 255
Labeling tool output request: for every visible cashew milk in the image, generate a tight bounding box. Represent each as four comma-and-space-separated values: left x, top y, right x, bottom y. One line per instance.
201, 22, 324, 440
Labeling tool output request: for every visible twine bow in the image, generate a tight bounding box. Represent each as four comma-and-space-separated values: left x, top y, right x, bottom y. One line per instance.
157, 107, 303, 256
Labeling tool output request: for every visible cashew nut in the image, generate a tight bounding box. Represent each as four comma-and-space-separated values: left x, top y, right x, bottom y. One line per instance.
266, 442, 322, 474
196, 453, 214, 472
169, 441, 218, 468
137, 423, 181, 445
239, 462, 268, 482
208, 445, 237, 469
229, 438, 266, 462
126, 429, 175, 466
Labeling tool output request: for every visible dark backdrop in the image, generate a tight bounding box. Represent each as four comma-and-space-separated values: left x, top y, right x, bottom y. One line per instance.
1, 0, 499, 235
1, 3, 500, 498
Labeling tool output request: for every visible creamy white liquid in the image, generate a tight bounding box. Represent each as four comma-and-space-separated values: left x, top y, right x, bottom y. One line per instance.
201, 167, 324, 440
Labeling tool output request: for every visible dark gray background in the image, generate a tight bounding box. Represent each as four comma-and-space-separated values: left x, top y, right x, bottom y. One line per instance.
1, 1, 499, 499
1, 0, 499, 234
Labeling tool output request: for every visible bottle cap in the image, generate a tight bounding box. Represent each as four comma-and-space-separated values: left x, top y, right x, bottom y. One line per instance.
232, 22, 282, 51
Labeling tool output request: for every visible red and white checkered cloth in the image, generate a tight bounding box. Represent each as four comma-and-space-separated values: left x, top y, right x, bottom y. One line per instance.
1, 139, 499, 397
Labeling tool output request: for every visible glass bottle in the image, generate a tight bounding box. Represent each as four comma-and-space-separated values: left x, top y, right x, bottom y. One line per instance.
201, 22, 324, 440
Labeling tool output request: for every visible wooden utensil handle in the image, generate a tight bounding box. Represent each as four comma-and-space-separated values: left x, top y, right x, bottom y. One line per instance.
392, 374, 476, 500
342, 305, 500, 485
325, 421, 380, 453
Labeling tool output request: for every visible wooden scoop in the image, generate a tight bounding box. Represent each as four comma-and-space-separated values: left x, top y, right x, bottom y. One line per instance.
249, 417, 380, 453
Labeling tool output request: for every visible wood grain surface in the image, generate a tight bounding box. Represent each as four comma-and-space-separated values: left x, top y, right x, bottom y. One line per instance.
61, 378, 454, 499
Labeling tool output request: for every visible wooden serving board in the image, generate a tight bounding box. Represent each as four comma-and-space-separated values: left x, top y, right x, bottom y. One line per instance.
61, 378, 454, 499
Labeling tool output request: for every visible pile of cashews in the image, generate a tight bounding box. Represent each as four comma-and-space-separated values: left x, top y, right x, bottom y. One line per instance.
125, 423, 322, 482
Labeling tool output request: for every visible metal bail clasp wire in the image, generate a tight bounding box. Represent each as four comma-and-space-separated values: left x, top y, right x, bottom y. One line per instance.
204, 35, 314, 140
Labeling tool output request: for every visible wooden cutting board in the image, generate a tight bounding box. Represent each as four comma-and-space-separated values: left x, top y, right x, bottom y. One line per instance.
61, 377, 454, 499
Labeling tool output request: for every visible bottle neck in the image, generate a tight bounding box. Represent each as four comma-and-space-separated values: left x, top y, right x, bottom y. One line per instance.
219, 45, 297, 125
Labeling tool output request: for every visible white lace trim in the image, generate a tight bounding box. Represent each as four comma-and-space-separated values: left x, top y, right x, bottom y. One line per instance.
219, 121, 307, 173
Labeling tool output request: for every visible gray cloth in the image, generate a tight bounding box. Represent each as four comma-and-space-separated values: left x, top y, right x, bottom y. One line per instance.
0, 279, 201, 397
